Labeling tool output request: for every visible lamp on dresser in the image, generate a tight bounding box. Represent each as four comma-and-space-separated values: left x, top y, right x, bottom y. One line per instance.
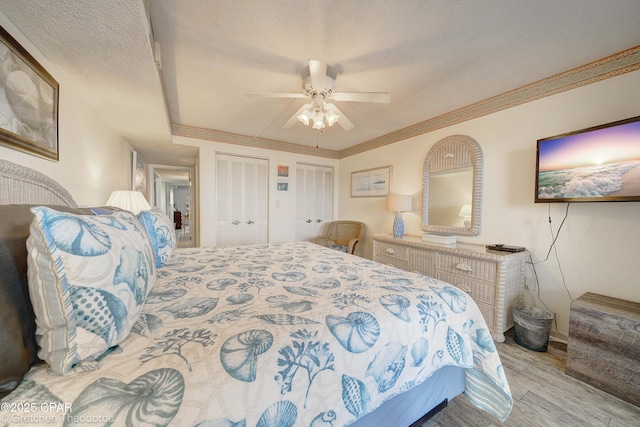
106, 190, 151, 215
459, 203, 472, 228
386, 194, 412, 238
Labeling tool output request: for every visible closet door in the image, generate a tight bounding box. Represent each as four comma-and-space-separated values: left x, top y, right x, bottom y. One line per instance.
296, 163, 333, 241
216, 154, 268, 246
242, 158, 268, 244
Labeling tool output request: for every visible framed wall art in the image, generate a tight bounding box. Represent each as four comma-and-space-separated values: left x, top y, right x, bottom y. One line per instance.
351, 165, 392, 197
132, 151, 147, 198
277, 165, 289, 177
0, 25, 59, 161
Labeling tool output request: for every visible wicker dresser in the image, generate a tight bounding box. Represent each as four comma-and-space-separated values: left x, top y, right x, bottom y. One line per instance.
373, 234, 528, 342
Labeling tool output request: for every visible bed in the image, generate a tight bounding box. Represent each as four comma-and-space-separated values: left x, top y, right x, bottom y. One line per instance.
0, 158, 512, 426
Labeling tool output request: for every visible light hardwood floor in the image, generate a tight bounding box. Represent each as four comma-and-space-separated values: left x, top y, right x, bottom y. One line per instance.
176, 224, 192, 248
424, 330, 640, 427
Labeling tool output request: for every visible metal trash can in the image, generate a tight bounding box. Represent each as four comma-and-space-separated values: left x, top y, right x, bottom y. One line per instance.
512, 305, 554, 352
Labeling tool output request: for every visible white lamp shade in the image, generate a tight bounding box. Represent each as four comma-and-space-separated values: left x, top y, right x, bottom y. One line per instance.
324, 108, 340, 126
106, 190, 151, 215
297, 107, 312, 125
386, 194, 412, 212
458, 203, 472, 218
296, 102, 341, 129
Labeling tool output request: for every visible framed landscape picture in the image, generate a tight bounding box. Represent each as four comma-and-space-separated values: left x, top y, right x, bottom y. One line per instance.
0, 26, 59, 161
351, 165, 392, 197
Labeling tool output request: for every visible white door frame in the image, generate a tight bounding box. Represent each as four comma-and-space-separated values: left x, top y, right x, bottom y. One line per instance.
147, 164, 197, 247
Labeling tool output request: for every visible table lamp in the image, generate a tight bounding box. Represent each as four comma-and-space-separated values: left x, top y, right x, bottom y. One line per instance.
106, 190, 151, 215
459, 203, 472, 228
386, 194, 412, 238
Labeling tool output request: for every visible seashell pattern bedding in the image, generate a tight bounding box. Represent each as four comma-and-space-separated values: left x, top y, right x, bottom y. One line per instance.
2, 241, 512, 426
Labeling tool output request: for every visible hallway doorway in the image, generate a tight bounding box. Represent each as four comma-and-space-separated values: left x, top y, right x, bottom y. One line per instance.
148, 165, 196, 248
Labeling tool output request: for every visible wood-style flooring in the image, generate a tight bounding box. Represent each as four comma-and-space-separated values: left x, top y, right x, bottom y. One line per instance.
424, 330, 640, 427
176, 224, 192, 248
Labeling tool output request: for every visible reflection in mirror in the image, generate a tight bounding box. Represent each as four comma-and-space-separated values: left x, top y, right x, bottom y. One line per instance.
421, 135, 483, 236
428, 168, 473, 227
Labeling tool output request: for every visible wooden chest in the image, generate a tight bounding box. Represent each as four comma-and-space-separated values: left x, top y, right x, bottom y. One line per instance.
566, 292, 640, 407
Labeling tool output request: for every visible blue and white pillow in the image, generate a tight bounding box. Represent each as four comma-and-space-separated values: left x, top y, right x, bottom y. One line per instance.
137, 209, 176, 268
26, 207, 155, 374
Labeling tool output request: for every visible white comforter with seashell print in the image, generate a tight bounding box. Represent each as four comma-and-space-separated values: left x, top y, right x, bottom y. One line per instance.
3, 241, 512, 426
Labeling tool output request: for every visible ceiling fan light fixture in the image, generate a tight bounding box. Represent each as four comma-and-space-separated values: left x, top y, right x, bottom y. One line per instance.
324, 106, 340, 126
312, 107, 324, 121
253, 59, 390, 132
312, 115, 326, 129
297, 106, 313, 125
296, 101, 340, 130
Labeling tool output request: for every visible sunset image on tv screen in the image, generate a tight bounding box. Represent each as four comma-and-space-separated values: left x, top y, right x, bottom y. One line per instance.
537, 120, 640, 201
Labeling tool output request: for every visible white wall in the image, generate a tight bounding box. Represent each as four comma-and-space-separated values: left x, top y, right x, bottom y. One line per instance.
0, 13, 132, 206
338, 70, 640, 339
174, 135, 339, 247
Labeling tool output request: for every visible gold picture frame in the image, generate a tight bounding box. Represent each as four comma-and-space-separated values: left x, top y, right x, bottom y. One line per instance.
0, 26, 59, 161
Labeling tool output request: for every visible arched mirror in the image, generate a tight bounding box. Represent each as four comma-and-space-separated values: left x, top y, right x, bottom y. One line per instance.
421, 135, 483, 236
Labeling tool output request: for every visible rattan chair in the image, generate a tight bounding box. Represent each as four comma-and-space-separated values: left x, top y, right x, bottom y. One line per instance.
314, 220, 365, 254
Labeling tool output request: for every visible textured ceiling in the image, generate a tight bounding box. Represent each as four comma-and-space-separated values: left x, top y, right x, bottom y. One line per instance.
1, 1, 640, 165
0, 0, 195, 166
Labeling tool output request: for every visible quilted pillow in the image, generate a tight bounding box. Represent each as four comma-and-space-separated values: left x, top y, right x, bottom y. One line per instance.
137, 209, 176, 267
26, 207, 155, 374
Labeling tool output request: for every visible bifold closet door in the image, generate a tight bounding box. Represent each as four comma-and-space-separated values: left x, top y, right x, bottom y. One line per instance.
296, 163, 333, 242
216, 154, 268, 246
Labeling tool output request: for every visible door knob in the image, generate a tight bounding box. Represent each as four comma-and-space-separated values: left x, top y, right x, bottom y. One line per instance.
306, 219, 312, 223
232, 220, 240, 225
246, 220, 254, 225
316, 219, 323, 223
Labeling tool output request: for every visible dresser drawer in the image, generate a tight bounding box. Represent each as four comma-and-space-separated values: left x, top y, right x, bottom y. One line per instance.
438, 254, 497, 283
437, 271, 496, 305
475, 302, 495, 330
409, 248, 437, 277
374, 241, 409, 261
374, 254, 409, 270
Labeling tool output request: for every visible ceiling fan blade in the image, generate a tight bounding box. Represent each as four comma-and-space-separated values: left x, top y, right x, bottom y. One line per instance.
247, 92, 307, 99
331, 92, 391, 103
325, 103, 354, 130
308, 59, 328, 89
283, 104, 312, 128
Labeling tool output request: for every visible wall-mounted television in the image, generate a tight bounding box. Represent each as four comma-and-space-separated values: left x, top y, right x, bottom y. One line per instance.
535, 115, 640, 203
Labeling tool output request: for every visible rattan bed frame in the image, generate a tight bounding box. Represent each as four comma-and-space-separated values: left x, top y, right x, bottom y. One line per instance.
0, 159, 77, 207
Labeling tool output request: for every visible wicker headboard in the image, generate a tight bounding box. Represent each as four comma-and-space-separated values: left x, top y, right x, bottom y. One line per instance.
0, 159, 77, 207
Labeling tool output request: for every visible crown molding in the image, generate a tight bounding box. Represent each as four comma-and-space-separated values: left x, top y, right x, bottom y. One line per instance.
171, 125, 340, 159
171, 46, 640, 160
340, 45, 640, 158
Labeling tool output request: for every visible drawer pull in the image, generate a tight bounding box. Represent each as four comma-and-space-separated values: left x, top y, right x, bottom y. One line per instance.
385, 248, 396, 255
459, 284, 472, 294
455, 263, 472, 272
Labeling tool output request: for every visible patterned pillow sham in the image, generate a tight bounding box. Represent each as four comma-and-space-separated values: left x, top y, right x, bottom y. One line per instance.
26, 207, 156, 374
0, 204, 98, 397
137, 209, 176, 267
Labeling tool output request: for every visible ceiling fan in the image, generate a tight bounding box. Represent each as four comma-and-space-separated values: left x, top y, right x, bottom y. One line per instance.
247, 59, 390, 131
